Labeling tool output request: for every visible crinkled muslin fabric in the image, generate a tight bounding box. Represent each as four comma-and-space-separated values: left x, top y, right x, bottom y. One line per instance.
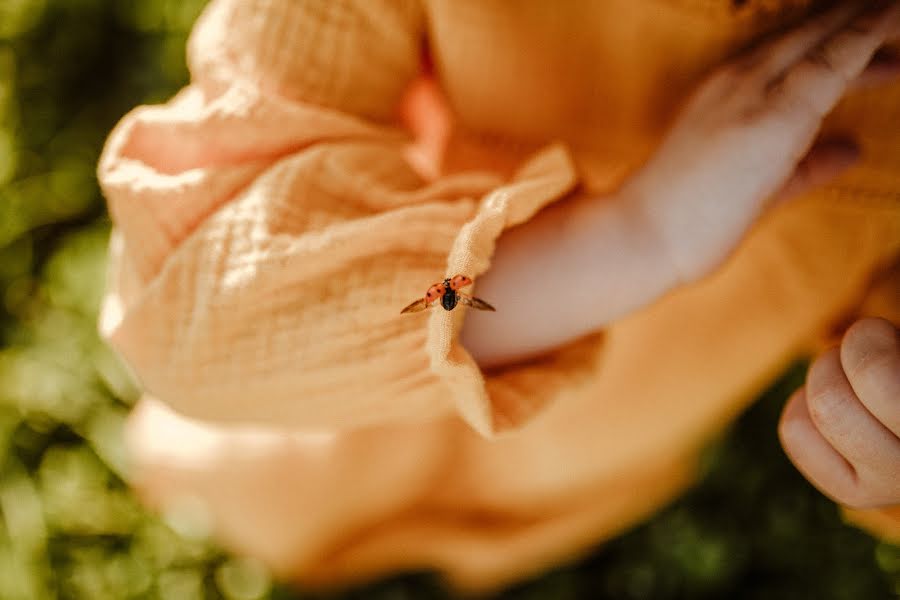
98, 0, 900, 591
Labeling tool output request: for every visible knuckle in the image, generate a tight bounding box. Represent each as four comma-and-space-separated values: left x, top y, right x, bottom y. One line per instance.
807, 45, 839, 74
819, 32, 862, 68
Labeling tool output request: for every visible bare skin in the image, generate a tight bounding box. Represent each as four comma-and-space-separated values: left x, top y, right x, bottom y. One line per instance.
460, 2, 900, 508
780, 318, 900, 509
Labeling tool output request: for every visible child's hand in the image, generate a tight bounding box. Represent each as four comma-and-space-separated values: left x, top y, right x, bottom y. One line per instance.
779, 318, 900, 508
464, 2, 900, 366
625, 2, 900, 283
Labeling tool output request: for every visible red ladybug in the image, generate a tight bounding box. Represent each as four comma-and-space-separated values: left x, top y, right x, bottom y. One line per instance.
400, 274, 496, 314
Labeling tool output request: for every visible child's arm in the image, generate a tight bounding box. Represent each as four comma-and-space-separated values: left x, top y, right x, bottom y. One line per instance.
462, 2, 900, 367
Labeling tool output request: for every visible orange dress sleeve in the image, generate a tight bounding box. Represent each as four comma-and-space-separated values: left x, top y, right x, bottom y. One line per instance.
98, 0, 595, 436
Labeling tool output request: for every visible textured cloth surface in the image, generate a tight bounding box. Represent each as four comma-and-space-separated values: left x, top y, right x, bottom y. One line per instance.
99, 0, 900, 591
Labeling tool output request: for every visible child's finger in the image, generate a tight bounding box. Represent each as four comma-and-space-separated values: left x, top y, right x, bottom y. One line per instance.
779, 387, 860, 505
840, 318, 900, 436
771, 3, 900, 117
745, 3, 858, 79
805, 347, 900, 485
805, 348, 900, 458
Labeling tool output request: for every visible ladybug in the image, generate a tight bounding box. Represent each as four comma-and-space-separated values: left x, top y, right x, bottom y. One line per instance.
400, 274, 496, 314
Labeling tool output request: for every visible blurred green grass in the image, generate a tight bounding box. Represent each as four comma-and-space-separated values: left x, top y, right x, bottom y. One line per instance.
0, 1, 897, 598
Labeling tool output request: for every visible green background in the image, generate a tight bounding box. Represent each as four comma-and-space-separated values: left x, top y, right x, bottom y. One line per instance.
0, 1, 897, 598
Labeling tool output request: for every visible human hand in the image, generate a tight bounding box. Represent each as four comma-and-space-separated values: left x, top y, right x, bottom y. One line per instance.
779, 318, 900, 508
626, 1, 900, 283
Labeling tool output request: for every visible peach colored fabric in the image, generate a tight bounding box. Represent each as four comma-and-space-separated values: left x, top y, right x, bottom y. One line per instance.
99, 0, 900, 591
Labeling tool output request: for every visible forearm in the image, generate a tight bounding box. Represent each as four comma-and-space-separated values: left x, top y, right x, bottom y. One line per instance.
461, 190, 678, 368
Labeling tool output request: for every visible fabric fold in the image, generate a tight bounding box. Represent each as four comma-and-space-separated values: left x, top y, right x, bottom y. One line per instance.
97, 0, 603, 436
428, 144, 602, 436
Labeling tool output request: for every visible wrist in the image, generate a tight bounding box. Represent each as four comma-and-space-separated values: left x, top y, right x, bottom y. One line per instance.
619, 166, 728, 288
566, 186, 683, 321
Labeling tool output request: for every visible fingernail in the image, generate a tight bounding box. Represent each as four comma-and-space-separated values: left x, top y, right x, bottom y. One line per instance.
842, 318, 900, 373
